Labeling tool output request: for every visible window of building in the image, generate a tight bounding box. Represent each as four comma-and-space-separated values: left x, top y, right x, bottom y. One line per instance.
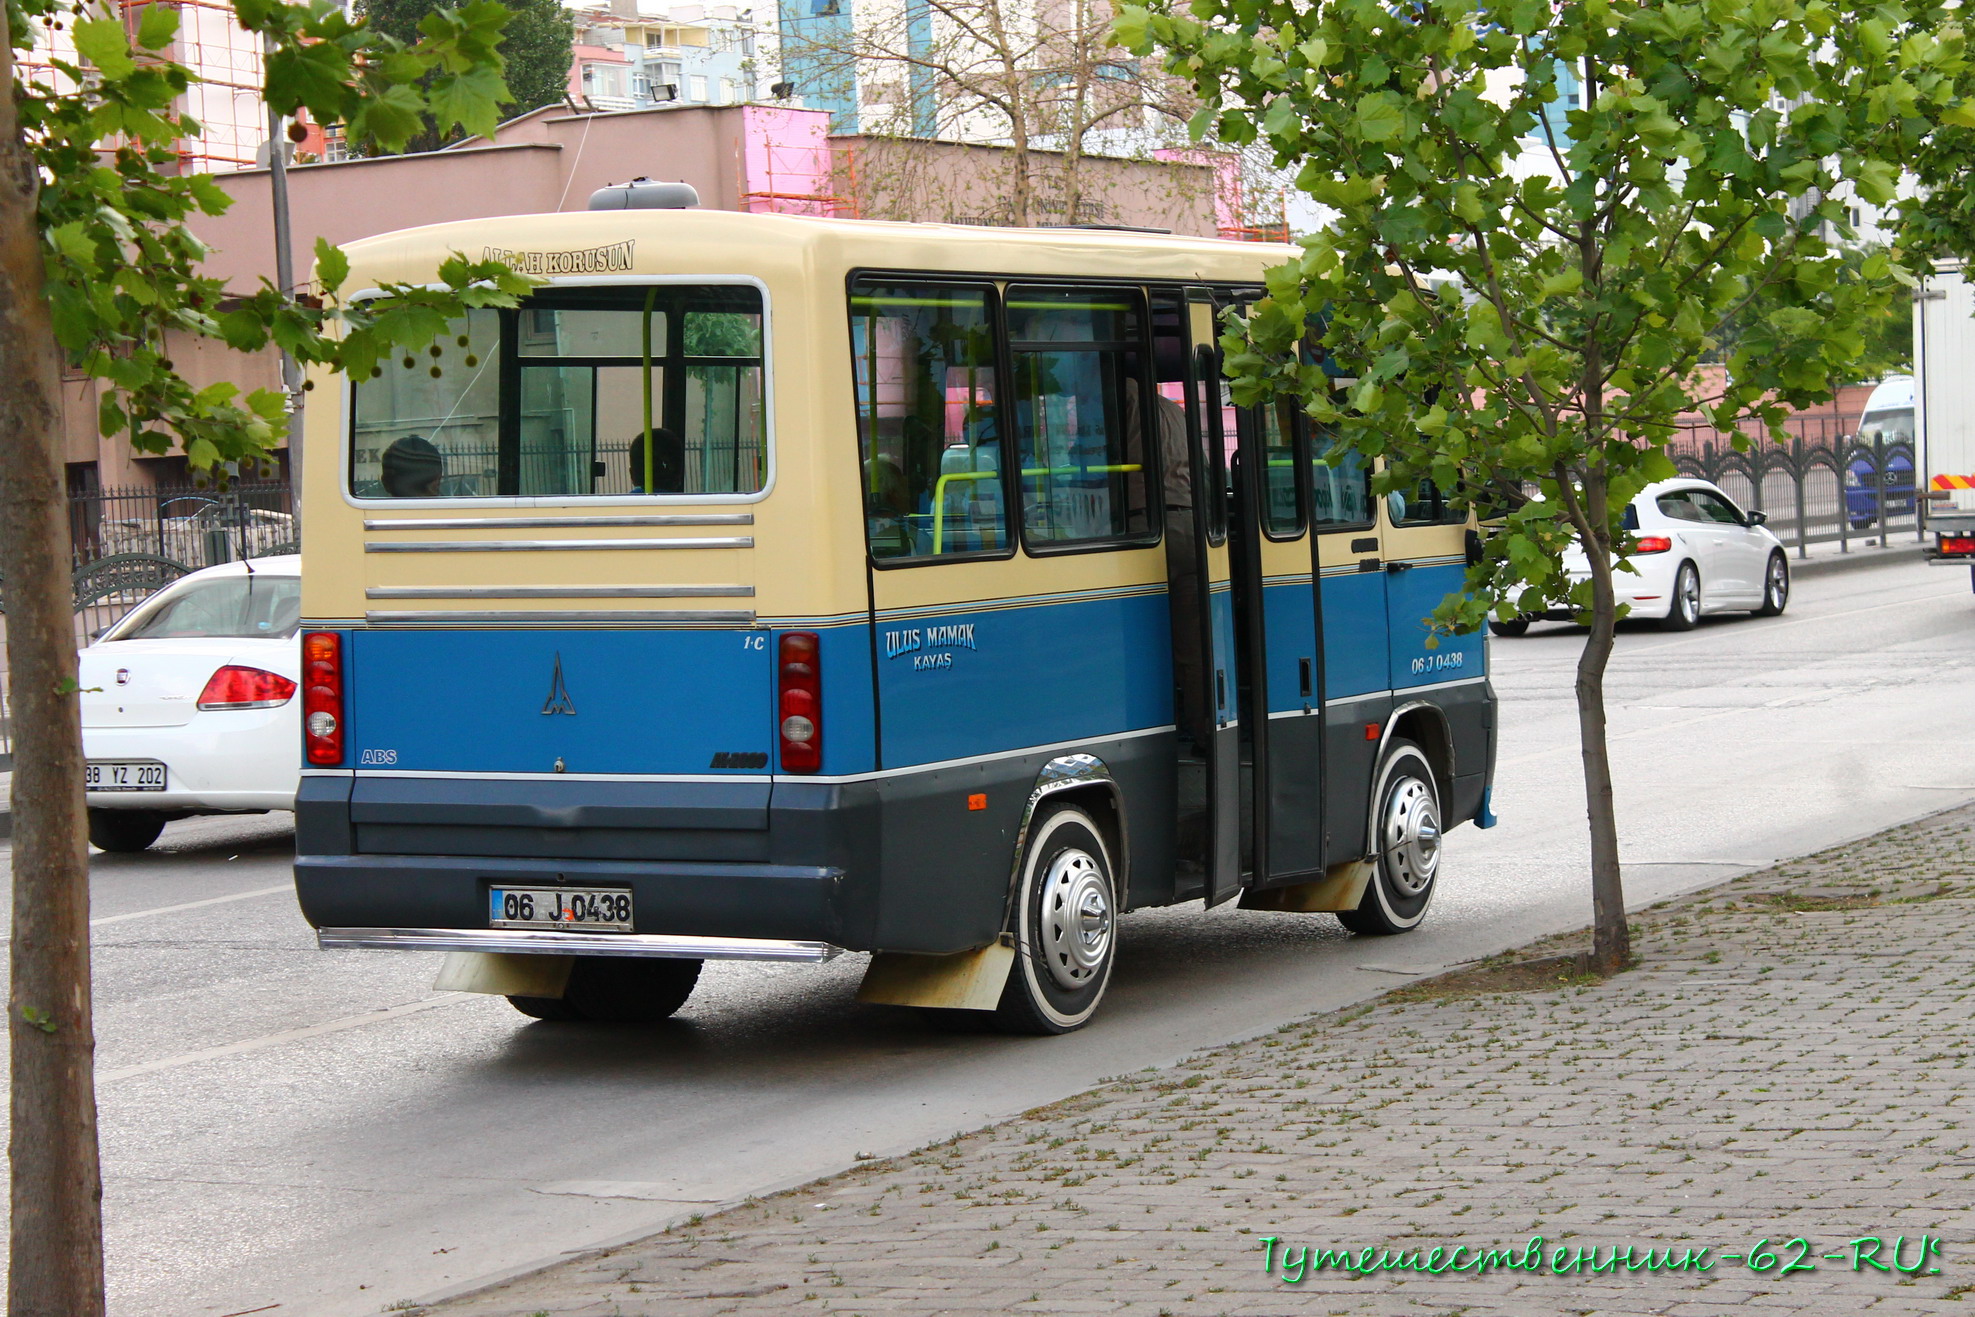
1006, 285, 1155, 550
690, 75, 709, 101
351, 286, 766, 500
850, 280, 1006, 563
1310, 439, 1373, 528
719, 77, 735, 103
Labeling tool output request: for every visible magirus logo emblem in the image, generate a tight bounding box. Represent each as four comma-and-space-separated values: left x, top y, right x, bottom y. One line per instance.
541, 653, 577, 715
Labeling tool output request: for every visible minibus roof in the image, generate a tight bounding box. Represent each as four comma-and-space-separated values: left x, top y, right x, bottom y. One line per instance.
333, 207, 1303, 290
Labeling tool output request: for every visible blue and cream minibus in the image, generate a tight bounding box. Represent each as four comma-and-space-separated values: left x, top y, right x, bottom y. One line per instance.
294, 192, 1497, 1034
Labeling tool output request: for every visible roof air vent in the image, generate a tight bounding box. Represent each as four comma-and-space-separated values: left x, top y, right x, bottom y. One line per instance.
588, 178, 700, 211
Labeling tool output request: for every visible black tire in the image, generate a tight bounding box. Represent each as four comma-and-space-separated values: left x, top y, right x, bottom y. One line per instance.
1754, 551, 1789, 617
1338, 740, 1441, 937
1487, 618, 1530, 638
508, 956, 702, 1023
993, 803, 1118, 1035
87, 808, 168, 853
1659, 561, 1701, 630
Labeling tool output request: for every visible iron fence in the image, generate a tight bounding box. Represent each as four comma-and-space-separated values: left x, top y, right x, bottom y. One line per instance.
1670, 426, 1921, 557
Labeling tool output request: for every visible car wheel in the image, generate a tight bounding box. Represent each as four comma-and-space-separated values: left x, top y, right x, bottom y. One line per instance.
1487, 618, 1530, 638
1659, 562, 1701, 630
508, 956, 702, 1023
87, 808, 168, 853
993, 802, 1117, 1035
1755, 552, 1789, 617
1339, 739, 1441, 936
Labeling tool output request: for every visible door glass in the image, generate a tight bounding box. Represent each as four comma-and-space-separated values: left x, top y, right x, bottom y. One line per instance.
1188, 346, 1229, 545
1259, 402, 1302, 538
1689, 490, 1746, 524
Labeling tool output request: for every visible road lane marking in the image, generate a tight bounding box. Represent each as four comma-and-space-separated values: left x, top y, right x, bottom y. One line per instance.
99, 993, 471, 1083
1619, 588, 1967, 656
91, 885, 293, 927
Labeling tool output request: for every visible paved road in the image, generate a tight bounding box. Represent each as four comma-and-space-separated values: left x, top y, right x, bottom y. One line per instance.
6, 558, 1971, 1316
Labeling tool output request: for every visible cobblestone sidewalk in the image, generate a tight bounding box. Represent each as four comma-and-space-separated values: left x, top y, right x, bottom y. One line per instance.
429, 804, 1975, 1317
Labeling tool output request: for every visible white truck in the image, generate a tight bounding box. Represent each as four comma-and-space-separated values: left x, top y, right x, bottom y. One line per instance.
1916, 261, 1975, 586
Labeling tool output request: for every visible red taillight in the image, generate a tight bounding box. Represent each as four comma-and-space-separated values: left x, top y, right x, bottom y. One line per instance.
1942, 536, 1975, 556
197, 665, 298, 711
302, 631, 344, 766
778, 631, 821, 773
1634, 535, 1673, 554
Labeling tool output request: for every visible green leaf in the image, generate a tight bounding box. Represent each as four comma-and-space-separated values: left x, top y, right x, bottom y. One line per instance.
314, 238, 350, 294
136, 2, 180, 51
1355, 92, 1405, 143
72, 18, 137, 80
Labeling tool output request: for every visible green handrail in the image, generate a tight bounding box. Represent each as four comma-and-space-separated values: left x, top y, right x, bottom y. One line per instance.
928, 463, 1144, 553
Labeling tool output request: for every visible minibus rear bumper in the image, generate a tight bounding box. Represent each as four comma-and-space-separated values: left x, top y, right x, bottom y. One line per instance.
294, 852, 852, 948
316, 926, 844, 962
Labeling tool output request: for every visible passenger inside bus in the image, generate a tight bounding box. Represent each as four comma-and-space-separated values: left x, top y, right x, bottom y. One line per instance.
626, 427, 685, 494
380, 435, 444, 498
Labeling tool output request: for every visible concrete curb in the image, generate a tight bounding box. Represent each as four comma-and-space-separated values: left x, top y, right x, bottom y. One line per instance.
1788, 540, 1929, 578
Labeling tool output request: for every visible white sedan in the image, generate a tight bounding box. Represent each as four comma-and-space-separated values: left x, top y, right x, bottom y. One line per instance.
1491, 479, 1789, 635
79, 556, 301, 851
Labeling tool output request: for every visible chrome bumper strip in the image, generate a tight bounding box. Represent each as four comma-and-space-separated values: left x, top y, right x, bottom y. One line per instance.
316, 927, 844, 963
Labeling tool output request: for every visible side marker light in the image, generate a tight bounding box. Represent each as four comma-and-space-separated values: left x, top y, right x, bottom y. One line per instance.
967, 793, 987, 811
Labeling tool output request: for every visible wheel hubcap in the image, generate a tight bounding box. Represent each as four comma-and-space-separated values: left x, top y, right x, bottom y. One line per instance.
1039, 849, 1112, 990
1769, 560, 1787, 604
1680, 570, 1700, 620
1380, 777, 1440, 897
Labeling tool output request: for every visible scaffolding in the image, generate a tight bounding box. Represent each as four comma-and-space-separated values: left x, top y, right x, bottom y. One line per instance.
21, 0, 269, 173
736, 104, 858, 218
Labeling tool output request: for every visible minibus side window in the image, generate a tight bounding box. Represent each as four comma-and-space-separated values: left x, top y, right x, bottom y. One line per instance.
1390, 477, 1465, 526
1311, 435, 1375, 528
1006, 285, 1156, 550
849, 280, 1008, 562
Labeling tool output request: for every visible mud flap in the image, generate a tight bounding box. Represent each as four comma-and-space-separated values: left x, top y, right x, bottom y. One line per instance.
1238, 859, 1375, 913
856, 943, 1015, 1011
433, 951, 575, 998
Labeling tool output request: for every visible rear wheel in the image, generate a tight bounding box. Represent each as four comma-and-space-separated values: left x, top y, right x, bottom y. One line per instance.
508, 956, 702, 1023
993, 803, 1117, 1035
1755, 552, 1789, 617
1487, 618, 1530, 638
1659, 562, 1701, 630
87, 808, 168, 853
1338, 740, 1440, 936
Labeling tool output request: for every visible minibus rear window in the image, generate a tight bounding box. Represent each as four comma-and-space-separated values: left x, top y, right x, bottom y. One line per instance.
351, 285, 767, 499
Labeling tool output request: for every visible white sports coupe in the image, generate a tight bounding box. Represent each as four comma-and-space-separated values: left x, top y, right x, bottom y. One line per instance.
1491, 479, 1790, 635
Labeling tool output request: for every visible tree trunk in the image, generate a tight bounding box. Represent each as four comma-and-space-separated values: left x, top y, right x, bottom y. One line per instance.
0, 16, 109, 1317
1574, 485, 1631, 974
